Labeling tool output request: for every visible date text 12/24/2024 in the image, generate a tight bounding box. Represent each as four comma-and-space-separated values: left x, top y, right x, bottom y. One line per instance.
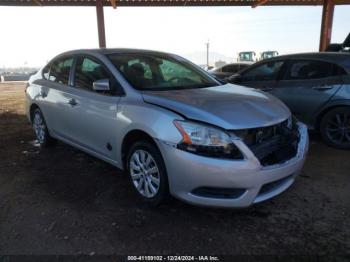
127, 256, 220, 261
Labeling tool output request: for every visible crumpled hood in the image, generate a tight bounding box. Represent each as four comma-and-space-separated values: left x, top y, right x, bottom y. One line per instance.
142, 84, 291, 130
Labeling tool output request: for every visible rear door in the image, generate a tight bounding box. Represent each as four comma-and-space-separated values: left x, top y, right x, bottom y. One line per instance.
270, 59, 343, 124
38, 56, 75, 139
66, 56, 122, 160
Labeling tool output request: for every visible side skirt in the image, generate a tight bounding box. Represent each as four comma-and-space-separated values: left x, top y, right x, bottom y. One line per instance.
50, 130, 123, 170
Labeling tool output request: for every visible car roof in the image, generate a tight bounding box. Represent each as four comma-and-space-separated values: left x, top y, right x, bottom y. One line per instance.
221, 62, 252, 66
59, 48, 172, 57
242, 52, 350, 73
211, 62, 252, 72
265, 52, 350, 68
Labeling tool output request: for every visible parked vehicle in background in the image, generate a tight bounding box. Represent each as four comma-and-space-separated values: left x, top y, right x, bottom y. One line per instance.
227, 52, 350, 149
260, 51, 279, 60
199, 65, 214, 71
26, 49, 308, 208
237, 51, 258, 62
214, 60, 226, 68
209, 62, 252, 80
326, 32, 350, 53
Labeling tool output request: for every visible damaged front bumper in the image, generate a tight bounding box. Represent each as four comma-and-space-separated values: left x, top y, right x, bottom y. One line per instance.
156, 122, 309, 208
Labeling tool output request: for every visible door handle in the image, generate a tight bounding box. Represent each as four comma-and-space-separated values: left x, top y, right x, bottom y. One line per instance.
312, 85, 333, 91
40, 91, 47, 98
68, 98, 78, 107
261, 87, 273, 91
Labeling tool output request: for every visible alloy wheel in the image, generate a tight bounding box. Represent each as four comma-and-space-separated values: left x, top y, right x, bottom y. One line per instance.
33, 112, 46, 143
129, 149, 161, 198
325, 112, 350, 145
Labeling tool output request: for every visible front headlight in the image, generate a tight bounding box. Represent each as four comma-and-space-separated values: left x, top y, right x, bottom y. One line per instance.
173, 120, 243, 159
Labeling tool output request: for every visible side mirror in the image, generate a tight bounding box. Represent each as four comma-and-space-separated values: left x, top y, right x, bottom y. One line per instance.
93, 79, 110, 91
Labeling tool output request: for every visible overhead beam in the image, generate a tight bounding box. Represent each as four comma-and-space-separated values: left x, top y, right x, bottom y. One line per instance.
96, 0, 106, 48
319, 0, 335, 51
3, 0, 350, 6
32, 0, 43, 6
252, 0, 268, 8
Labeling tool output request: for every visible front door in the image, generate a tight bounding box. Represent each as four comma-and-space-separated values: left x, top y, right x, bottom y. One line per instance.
67, 56, 121, 160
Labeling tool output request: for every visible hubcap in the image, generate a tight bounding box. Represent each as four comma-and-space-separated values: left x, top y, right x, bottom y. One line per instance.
33, 112, 46, 143
129, 149, 160, 198
326, 112, 350, 145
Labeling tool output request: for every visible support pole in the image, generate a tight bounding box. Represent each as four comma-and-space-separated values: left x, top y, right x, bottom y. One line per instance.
319, 0, 334, 51
205, 40, 209, 68
96, 0, 106, 48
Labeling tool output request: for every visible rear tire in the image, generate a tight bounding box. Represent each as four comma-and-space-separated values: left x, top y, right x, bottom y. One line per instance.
320, 107, 350, 149
32, 108, 56, 147
126, 140, 170, 206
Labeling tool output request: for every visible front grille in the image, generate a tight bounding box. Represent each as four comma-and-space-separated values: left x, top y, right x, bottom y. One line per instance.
234, 119, 300, 166
234, 119, 290, 146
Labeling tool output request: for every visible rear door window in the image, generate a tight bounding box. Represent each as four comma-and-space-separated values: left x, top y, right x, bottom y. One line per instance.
49, 57, 73, 85
283, 60, 333, 80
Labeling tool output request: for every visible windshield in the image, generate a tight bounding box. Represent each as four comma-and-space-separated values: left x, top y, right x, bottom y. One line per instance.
108, 53, 219, 91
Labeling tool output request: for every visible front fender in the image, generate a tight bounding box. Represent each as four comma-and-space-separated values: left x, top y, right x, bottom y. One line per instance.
115, 100, 184, 166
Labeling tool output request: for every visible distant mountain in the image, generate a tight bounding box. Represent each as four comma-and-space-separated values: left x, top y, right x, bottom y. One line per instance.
182, 51, 235, 66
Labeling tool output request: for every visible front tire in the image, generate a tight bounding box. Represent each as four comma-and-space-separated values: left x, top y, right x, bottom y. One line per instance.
32, 108, 56, 147
126, 140, 169, 206
320, 107, 350, 149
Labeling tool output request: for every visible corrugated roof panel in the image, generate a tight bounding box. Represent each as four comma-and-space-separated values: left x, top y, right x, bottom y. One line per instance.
0, 0, 349, 6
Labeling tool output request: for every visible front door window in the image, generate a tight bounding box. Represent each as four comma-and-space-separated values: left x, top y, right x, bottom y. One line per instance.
243, 61, 284, 82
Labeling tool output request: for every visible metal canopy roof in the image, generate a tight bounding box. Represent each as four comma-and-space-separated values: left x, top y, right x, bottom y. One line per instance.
1, 0, 350, 7
1, 0, 349, 51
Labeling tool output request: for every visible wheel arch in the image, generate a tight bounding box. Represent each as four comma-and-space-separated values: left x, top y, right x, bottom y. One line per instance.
121, 129, 158, 170
29, 103, 40, 122
314, 101, 350, 132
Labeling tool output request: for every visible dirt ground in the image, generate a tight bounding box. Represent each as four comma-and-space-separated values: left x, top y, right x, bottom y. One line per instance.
0, 82, 349, 257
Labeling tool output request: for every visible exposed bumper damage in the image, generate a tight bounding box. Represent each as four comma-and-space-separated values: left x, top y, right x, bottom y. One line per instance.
235, 118, 300, 167
157, 122, 309, 208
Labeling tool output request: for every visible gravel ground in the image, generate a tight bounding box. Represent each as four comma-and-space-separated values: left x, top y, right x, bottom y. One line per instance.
0, 82, 349, 257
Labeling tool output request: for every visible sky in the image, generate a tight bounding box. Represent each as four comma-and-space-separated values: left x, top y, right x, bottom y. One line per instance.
0, 5, 349, 67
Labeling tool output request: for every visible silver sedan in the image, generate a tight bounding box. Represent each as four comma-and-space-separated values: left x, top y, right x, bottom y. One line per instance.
26, 49, 309, 208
